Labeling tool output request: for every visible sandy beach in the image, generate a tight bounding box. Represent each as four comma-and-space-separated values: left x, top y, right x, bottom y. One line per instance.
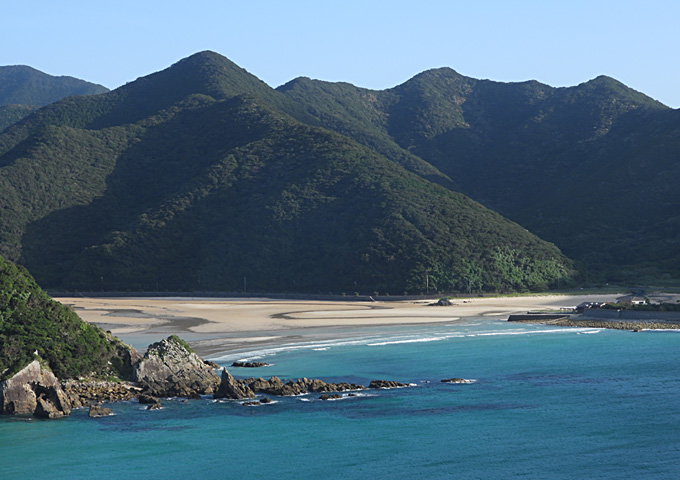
59, 294, 620, 358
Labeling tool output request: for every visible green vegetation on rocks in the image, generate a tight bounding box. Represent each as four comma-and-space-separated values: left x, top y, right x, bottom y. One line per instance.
0, 255, 136, 380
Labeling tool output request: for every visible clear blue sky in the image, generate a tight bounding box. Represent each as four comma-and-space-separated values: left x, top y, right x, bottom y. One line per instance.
3, 0, 679, 107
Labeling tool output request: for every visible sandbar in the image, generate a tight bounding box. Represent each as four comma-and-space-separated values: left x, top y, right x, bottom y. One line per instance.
58, 294, 620, 357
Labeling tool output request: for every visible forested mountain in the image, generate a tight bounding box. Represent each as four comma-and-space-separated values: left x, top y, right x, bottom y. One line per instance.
0, 52, 572, 294
0, 65, 108, 132
0, 65, 108, 107
276, 68, 679, 284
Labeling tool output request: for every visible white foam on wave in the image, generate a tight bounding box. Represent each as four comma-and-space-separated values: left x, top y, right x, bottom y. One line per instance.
212, 336, 385, 363
367, 336, 453, 346
211, 322, 605, 363
469, 327, 597, 337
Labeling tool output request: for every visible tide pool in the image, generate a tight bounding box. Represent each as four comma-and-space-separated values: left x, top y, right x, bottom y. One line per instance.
2, 319, 679, 479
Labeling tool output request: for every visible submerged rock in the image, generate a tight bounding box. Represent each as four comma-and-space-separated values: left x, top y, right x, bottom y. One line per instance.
0, 359, 71, 419
132, 336, 220, 397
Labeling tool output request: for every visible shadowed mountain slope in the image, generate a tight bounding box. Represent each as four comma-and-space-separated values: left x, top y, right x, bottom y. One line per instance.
278, 68, 678, 283
0, 52, 572, 294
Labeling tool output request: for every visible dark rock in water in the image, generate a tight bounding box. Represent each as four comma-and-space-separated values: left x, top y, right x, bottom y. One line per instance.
249, 376, 285, 395
204, 360, 221, 369
138, 394, 160, 404
146, 401, 162, 410
0, 359, 71, 419
132, 336, 220, 397
231, 361, 270, 368
188, 392, 202, 400
247, 376, 365, 397
319, 393, 343, 400
214, 369, 256, 400
88, 404, 114, 418
280, 381, 307, 396
369, 380, 411, 389
259, 397, 273, 404
242, 401, 261, 406
441, 378, 474, 384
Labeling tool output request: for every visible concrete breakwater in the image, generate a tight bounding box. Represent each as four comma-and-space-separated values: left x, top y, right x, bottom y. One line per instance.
508, 313, 680, 331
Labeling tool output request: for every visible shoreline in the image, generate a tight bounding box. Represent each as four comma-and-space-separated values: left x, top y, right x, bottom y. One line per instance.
59, 294, 623, 357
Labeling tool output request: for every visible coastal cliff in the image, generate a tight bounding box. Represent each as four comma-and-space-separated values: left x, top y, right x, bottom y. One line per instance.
132, 335, 220, 397
0, 359, 71, 418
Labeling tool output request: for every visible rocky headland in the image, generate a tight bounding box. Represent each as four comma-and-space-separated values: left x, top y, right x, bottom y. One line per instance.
132, 335, 220, 397
0, 359, 72, 419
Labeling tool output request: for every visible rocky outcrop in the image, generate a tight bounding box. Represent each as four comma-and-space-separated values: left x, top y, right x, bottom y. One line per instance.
132, 336, 220, 397
430, 298, 454, 306
231, 361, 270, 368
441, 378, 475, 384
319, 393, 343, 400
214, 369, 256, 400
0, 359, 71, 419
88, 404, 114, 417
369, 380, 412, 389
138, 394, 159, 404
63, 380, 141, 408
249, 376, 285, 395
246, 376, 365, 397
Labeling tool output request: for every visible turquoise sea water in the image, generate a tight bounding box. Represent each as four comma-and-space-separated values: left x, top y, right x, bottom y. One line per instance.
2, 319, 680, 479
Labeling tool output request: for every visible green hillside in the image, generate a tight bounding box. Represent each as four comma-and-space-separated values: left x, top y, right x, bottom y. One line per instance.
0, 65, 109, 133
277, 68, 679, 284
0, 255, 135, 380
0, 52, 573, 294
0, 65, 108, 107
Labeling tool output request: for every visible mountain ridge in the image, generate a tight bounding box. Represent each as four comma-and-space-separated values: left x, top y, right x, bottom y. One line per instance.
0, 52, 574, 293
1, 50, 677, 290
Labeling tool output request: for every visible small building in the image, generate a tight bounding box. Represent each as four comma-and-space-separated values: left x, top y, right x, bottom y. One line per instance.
616, 294, 647, 305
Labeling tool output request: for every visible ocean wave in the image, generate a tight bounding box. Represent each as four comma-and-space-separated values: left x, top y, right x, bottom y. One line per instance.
469, 327, 598, 337
210, 323, 602, 363
367, 336, 453, 346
